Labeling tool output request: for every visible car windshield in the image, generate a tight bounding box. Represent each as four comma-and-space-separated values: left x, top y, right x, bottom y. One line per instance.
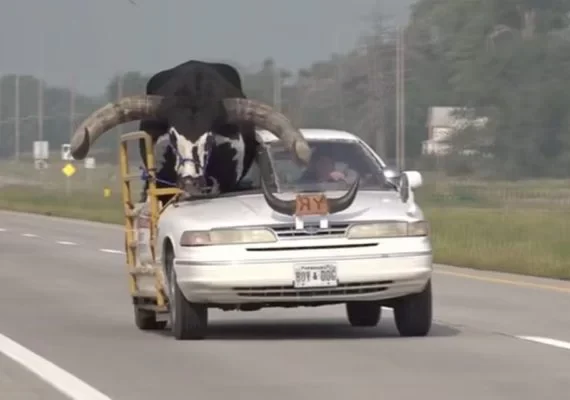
242, 139, 396, 193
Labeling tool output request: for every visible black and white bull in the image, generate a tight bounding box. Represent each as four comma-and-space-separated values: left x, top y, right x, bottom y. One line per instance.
68, 60, 359, 215
137, 60, 254, 203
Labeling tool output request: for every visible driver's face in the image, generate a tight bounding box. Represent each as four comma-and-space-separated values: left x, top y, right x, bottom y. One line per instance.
315, 156, 334, 180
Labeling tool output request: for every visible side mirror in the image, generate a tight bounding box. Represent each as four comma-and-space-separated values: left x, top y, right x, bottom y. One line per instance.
403, 170, 423, 189
399, 171, 423, 204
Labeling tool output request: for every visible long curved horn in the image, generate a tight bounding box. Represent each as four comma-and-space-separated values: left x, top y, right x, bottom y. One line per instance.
261, 177, 360, 216
70, 95, 165, 160
222, 98, 311, 165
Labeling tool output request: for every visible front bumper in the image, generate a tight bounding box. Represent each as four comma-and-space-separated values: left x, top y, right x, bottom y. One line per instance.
173, 237, 432, 304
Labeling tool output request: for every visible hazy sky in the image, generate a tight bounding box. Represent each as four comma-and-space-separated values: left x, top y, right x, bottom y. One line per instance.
0, 0, 412, 95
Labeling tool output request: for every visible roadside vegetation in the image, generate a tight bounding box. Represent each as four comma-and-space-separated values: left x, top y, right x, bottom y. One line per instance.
2, 177, 569, 280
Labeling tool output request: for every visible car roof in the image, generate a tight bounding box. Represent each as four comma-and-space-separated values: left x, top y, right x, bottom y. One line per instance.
256, 128, 361, 143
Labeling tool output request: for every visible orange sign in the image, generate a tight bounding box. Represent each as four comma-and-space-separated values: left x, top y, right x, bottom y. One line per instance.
295, 193, 329, 216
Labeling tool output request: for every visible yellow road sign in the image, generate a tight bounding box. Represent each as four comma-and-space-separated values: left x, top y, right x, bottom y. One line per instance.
62, 163, 76, 177
103, 188, 111, 197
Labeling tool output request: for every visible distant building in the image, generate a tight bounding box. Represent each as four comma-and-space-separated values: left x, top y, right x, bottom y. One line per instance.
423, 106, 488, 156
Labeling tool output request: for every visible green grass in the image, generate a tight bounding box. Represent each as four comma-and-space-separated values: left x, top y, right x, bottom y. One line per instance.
1, 181, 569, 280
0, 185, 123, 224
427, 208, 570, 280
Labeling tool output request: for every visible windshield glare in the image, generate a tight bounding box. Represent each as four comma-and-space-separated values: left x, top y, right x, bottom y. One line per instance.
246, 139, 395, 192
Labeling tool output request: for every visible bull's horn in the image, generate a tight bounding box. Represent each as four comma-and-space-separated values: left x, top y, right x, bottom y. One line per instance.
70, 95, 165, 160
261, 177, 360, 216
222, 98, 311, 165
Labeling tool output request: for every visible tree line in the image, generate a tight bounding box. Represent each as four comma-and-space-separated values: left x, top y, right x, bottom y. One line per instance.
1, 0, 569, 178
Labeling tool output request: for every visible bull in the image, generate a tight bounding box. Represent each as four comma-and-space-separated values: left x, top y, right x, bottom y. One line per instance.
69, 60, 358, 214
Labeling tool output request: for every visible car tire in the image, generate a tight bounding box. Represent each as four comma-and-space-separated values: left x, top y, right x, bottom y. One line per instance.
393, 280, 432, 337
134, 306, 167, 330
166, 249, 208, 340
346, 302, 382, 327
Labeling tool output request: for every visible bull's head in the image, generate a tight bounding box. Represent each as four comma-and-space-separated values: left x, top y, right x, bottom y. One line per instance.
69, 96, 312, 192
69, 94, 359, 215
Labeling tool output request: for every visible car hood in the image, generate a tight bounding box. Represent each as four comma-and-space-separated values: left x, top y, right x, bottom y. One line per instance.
166, 190, 423, 229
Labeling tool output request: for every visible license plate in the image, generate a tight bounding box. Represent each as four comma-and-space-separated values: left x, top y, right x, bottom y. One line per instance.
293, 264, 338, 288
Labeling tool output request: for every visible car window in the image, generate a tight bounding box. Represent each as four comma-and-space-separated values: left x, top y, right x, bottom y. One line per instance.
267, 139, 394, 192
240, 160, 261, 187
239, 139, 395, 192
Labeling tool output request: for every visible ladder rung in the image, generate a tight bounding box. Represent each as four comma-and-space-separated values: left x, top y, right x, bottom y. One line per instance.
130, 266, 157, 276
123, 173, 141, 181
133, 289, 158, 298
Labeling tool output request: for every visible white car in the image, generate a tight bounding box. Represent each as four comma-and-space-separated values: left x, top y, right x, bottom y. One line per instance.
148, 128, 432, 340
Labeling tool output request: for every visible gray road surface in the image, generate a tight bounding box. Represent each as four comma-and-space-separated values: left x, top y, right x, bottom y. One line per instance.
0, 210, 569, 400
0, 354, 66, 400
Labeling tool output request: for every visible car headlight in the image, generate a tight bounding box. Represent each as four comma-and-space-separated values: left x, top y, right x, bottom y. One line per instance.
180, 228, 277, 246
407, 221, 429, 236
346, 221, 429, 239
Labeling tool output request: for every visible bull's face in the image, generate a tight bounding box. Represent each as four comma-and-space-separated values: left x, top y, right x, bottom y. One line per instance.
167, 127, 217, 195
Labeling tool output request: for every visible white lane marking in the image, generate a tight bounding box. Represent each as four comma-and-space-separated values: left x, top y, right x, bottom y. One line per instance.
0, 228, 6, 232
56, 241, 77, 246
99, 248, 124, 255
21, 233, 38, 238
517, 336, 570, 351
0, 333, 112, 400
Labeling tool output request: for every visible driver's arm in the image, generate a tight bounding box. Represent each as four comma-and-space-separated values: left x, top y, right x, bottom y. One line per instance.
329, 170, 347, 182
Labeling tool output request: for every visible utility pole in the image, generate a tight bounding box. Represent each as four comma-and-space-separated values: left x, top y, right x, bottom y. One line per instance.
14, 75, 20, 161
38, 34, 45, 141
395, 26, 406, 170
335, 31, 345, 128
366, 36, 385, 157
400, 26, 406, 170
38, 79, 44, 141
272, 61, 281, 113
117, 73, 124, 134
335, 58, 345, 128
70, 74, 76, 140
0, 74, 2, 150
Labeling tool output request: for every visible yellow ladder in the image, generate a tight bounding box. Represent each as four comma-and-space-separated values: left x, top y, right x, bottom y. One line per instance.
119, 131, 182, 312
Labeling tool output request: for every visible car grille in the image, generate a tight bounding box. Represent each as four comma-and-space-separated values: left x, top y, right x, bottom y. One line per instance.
232, 280, 393, 298
271, 223, 349, 239
246, 243, 376, 252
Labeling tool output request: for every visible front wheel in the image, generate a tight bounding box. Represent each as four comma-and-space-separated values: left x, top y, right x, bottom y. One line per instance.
166, 249, 208, 340
393, 280, 432, 337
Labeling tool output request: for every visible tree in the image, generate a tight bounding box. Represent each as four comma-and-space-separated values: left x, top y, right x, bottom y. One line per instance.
408, 0, 570, 177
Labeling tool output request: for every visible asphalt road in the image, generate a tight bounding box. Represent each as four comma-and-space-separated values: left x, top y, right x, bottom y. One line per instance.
1, 210, 569, 400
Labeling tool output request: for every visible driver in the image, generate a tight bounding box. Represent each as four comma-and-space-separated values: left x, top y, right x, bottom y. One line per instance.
297, 150, 347, 184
